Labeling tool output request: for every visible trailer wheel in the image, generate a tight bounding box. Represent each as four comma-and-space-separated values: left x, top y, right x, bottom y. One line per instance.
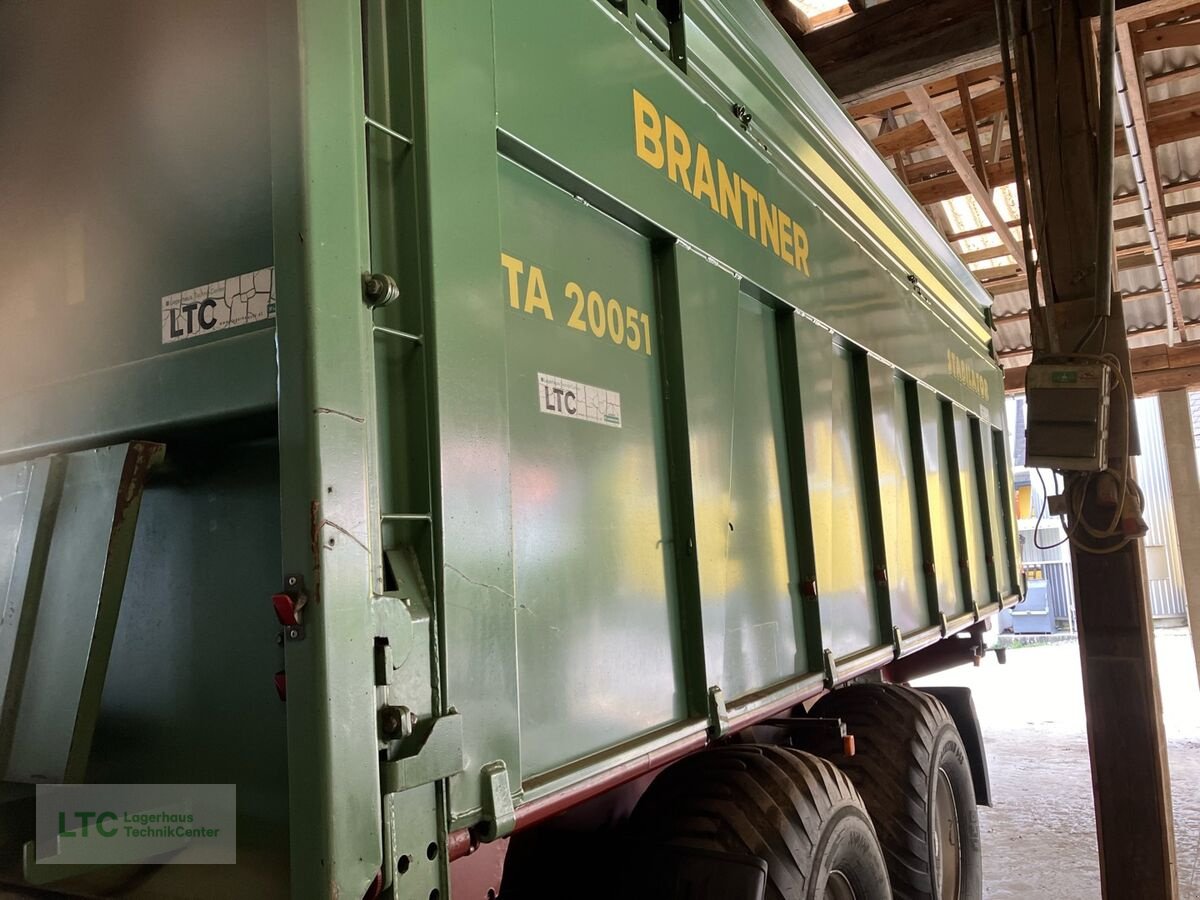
810, 684, 982, 900
632, 744, 890, 899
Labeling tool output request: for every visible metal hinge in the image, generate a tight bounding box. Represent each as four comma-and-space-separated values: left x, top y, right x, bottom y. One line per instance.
478, 760, 516, 841
379, 712, 464, 795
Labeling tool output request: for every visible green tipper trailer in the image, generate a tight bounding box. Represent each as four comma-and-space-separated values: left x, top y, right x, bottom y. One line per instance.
0, 0, 1019, 897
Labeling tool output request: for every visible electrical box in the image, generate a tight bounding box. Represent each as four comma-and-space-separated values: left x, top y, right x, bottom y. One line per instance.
1024, 362, 1111, 471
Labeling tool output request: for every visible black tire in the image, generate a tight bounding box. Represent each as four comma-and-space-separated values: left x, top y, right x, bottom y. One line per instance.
810, 684, 982, 900
631, 744, 891, 900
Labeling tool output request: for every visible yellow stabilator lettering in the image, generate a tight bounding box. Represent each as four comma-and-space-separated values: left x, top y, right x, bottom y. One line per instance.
632, 89, 810, 277
948, 349, 990, 401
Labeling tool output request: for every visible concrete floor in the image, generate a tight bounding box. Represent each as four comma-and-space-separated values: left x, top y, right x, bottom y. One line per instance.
916, 629, 1200, 899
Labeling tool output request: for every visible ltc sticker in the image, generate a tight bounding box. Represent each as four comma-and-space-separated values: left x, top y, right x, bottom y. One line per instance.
161, 267, 275, 344
537, 372, 622, 428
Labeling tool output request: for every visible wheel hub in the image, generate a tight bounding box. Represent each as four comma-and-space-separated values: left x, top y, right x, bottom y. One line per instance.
826, 869, 857, 900
932, 767, 962, 900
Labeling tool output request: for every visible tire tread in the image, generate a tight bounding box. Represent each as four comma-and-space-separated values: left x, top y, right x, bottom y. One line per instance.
811, 684, 960, 900
633, 745, 878, 898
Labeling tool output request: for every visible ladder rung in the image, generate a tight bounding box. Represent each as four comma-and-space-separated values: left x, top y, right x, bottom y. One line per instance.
373, 324, 422, 343
365, 117, 413, 146
381, 513, 432, 522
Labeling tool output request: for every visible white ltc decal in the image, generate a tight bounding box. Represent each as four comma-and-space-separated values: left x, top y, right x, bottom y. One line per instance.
161, 267, 275, 344
538, 373, 622, 428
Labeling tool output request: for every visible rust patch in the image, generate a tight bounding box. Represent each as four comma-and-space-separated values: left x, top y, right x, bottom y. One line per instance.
310, 500, 322, 605
108, 441, 165, 538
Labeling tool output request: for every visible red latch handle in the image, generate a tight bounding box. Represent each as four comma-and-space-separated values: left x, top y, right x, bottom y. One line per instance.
272, 592, 300, 627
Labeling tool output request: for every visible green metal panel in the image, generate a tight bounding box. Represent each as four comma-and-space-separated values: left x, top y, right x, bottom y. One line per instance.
720, 291, 805, 697
822, 345, 881, 657
89, 440, 289, 897
491, 0, 1003, 427
671, 248, 742, 700
0, 442, 161, 786
268, 0, 403, 897
790, 324, 877, 659
0, 439, 292, 898
988, 427, 1021, 599
917, 386, 969, 620
951, 408, 993, 613
497, 158, 686, 774
0, 0, 276, 460
866, 360, 930, 636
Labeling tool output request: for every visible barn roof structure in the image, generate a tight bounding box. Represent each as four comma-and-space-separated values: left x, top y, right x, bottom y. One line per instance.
768, 0, 1200, 394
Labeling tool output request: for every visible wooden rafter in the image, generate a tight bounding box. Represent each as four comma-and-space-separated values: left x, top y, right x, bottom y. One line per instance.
909, 158, 1016, 205
1115, 198, 1200, 230
795, 0, 1002, 104
995, 279, 1200, 325
1147, 60, 1200, 87
947, 218, 1021, 242
906, 85, 1024, 264
899, 106, 1200, 206
903, 143, 1012, 182
956, 74, 990, 189
988, 110, 1007, 165
874, 87, 1008, 156
983, 229, 1200, 293
1116, 0, 1200, 24
1134, 20, 1200, 51
1117, 23, 1190, 341
1002, 341, 1200, 395
763, 0, 811, 41
847, 63, 1005, 118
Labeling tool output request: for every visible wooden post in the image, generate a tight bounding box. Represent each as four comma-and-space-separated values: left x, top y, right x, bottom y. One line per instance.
1158, 389, 1200, 685
1012, 1, 1178, 897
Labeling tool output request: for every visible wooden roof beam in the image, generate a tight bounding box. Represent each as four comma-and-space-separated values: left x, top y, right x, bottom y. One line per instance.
763, 0, 812, 41
1134, 20, 1200, 52
796, 0, 1002, 105
909, 157, 1016, 205
906, 85, 1024, 265
791, 0, 1199, 106
1115, 0, 1200, 24
873, 87, 1008, 157
1117, 23, 1190, 341
994, 279, 1200, 325
847, 63, 1005, 118
988, 110, 1007, 165
1115, 198, 1200, 230
958, 73, 991, 189
908, 110, 1200, 206
1002, 337, 1200, 395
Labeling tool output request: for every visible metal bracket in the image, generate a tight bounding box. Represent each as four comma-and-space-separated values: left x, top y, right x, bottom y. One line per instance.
478, 760, 516, 842
939, 612, 950, 637
707, 685, 730, 738
822, 649, 837, 688
892, 626, 904, 658
379, 712, 464, 795
760, 715, 851, 757
971, 600, 982, 622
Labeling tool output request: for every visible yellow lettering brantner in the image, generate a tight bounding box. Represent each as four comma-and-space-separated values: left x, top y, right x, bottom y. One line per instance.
632, 89, 810, 277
